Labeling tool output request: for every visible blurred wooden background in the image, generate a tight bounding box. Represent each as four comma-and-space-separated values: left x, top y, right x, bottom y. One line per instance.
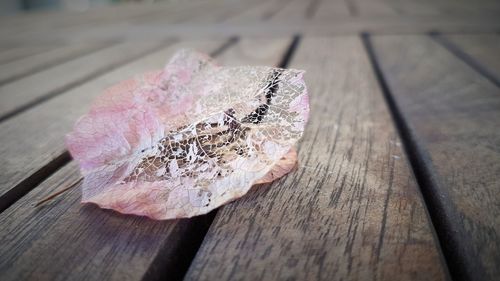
0, 1, 499, 281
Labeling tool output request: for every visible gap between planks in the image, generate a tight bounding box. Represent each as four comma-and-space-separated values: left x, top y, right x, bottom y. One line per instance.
361, 32, 455, 280
0, 36, 298, 281
362, 33, 498, 280
429, 31, 500, 88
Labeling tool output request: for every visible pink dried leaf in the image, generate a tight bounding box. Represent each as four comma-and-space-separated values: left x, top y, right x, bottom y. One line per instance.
255, 148, 298, 185
66, 49, 309, 220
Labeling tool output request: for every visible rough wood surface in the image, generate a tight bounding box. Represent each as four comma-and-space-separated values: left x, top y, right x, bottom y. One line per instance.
0, 162, 199, 281
0, 38, 291, 281
225, 0, 286, 23
0, 42, 164, 120
371, 34, 500, 281
185, 36, 448, 281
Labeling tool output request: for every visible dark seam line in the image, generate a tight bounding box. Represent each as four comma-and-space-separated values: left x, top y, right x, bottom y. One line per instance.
361, 32, 488, 281
278, 34, 301, 68
141, 210, 218, 281
0, 152, 71, 213
210, 37, 239, 57
0, 41, 173, 124
0, 41, 118, 86
430, 31, 500, 88
145, 35, 302, 281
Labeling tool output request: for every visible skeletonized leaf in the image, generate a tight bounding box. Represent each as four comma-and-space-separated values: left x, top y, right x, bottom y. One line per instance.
66, 49, 309, 220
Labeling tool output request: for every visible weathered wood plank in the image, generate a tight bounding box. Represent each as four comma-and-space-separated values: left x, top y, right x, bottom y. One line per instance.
215, 38, 291, 66
440, 33, 500, 87
0, 42, 112, 85
186, 0, 262, 24
19, 14, 500, 44
385, 0, 440, 16
270, 0, 313, 22
0, 38, 291, 281
0, 2, 185, 39
431, 0, 500, 16
49, 3, 209, 44
0, 45, 56, 65
0, 41, 163, 121
313, 0, 351, 19
185, 36, 448, 281
355, 0, 398, 16
371, 34, 500, 281
225, 0, 286, 23
0, 162, 204, 281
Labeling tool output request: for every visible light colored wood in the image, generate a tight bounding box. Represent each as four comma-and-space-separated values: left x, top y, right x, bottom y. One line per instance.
185, 36, 448, 281
0, 38, 291, 281
371, 34, 500, 281
216, 37, 291, 66
270, 0, 313, 23
8, 14, 500, 44
313, 0, 351, 19
385, 0, 440, 16
0, 42, 111, 85
0, 2, 185, 39
0, 41, 163, 120
0, 45, 57, 65
354, 0, 398, 16
225, 0, 287, 23
431, 0, 500, 16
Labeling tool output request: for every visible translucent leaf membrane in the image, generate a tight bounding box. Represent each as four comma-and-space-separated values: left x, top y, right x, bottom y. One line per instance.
66, 49, 309, 220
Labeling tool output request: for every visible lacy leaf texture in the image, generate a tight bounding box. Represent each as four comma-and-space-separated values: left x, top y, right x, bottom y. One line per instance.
66, 50, 309, 219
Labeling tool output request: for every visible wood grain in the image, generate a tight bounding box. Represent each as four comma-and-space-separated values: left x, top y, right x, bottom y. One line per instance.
0, 38, 291, 281
0, 41, 164, 121
0, 162, 201, 281
185, 36, 448, 281
371, 34, 500, 281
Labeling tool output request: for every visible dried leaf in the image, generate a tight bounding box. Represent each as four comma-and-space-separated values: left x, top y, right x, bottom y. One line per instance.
66, 49, 309, 219
255, 148, 298, 185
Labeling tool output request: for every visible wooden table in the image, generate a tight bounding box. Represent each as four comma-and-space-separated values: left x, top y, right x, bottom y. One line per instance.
0, 0, 499, 280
